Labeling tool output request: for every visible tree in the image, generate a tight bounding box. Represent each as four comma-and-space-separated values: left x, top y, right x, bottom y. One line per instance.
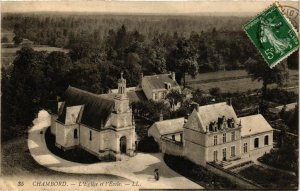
209, 87, 222, 97
167, 38, 199, 87
8, 47, 47, 125
166, 90, 184, 111
245, 55, 289, 98
1, 36, 9, 43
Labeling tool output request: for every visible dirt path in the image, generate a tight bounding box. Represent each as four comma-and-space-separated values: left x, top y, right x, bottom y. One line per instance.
27, 111, 203, 190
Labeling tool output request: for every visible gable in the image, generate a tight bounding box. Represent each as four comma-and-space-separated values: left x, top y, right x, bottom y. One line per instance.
57, 86, 115, 130
65, 105, 83, 125
185, 110, 205, 132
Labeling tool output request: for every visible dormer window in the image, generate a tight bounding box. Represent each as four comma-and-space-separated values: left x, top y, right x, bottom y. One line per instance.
164, 82, 171, 90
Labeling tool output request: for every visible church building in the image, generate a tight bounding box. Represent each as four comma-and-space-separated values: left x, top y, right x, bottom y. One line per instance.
50, 73, 136, 161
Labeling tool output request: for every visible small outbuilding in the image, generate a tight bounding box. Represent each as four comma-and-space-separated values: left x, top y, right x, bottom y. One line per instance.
148, 117, 184, 150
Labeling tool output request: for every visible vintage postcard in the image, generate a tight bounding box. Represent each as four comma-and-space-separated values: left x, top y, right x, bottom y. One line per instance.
1, 1, 299, 191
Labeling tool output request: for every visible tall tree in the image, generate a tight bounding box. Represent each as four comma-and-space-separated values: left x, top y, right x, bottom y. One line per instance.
245, 54, 289, 98
167, 38, 199, 87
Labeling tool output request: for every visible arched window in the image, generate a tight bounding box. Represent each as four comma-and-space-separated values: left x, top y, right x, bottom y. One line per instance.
74, 129, 78, 139
264, 135, 269, 145
254, 138, 259, 148
89, 131, 92, 141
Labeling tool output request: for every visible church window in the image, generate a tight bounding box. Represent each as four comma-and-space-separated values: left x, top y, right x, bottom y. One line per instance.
231, 146, 235, 157
89, 131, 92, 141
180, 133, 183, 142
172, 135, 175, 140
213, 135, 218, 145
223, 133, 226, 143
264, 135, 269, 145
74, 129, 78, 139
243, 143, 248, 153
254, 138, 259, 148
231, 131, 235, 141
154, 93, 158, 100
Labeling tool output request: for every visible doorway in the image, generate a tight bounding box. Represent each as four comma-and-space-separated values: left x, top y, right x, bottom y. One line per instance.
120, 136, 127, 154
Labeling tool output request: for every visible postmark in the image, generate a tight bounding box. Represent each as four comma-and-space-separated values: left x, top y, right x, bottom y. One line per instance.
243, 2, 299, 68
280, 5, 299, 28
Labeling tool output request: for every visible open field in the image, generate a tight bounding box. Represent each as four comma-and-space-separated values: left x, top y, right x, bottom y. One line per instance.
186, 70, 299, 93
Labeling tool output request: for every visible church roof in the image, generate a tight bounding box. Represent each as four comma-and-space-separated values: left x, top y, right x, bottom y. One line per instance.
240, 114, 273, 137
197, 102, 238, 129
143, 74, 180, 90
100, 89, 147, 104
151, 118, 184, 136
57, 86, 115, 130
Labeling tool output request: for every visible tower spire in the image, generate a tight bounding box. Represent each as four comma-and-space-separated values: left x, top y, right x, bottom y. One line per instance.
117, 71, 127, 96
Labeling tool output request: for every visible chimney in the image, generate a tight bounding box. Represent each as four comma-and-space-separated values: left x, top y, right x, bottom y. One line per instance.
227, 98, 232, 106
171, 72, 176, 81
159, 112, 164, 121
195, 103, 199, 112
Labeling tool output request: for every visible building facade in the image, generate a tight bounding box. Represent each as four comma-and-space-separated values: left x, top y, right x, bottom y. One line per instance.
141, 72, 181, 101
183, 102, 273, 167
51, 73, 136, 161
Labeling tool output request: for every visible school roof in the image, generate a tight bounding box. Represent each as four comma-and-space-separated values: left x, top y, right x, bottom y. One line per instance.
240, 114, 273, 137
150, 118, 185, 136
57, 86, 115, 130
143, 74, 180, 90
197, 102, 238, 128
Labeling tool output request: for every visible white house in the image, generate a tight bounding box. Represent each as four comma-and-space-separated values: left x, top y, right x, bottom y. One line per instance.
141, 72, 181, 101
50, 73, 136, 161
150, 102, 273, 168
148, 117, 184, 150
183, 102, 273, 167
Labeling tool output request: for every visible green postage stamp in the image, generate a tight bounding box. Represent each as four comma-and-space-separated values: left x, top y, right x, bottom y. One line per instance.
244, 3, 299, 68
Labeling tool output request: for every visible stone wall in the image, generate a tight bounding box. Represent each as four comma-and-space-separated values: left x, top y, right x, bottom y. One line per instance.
161, 138, 183, 156
206, 162, 262, 189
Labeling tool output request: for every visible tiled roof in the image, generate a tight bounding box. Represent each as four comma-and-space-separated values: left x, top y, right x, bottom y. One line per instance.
100, 89, 146, 104
240, 114, 273, 137
152, 118, 185, 136
197, 102, 238, 129
57, 86, 114, 130
143, 74, 180, 90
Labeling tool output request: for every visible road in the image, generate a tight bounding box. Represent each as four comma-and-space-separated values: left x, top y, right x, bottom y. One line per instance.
27, 110, 203, 190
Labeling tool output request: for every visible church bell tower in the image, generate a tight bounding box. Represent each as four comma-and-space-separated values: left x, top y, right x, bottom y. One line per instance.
114, 72, 130, 115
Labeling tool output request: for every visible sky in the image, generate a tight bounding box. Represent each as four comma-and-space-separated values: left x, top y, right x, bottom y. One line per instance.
1, 1, 299, 16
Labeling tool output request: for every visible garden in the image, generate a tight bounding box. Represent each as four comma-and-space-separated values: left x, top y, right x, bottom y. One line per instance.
238, 164, 298, 189
164, 154, 238, 189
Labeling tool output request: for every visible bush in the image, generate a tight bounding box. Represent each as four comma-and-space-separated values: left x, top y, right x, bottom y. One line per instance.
209, 87, 221, 97
264, 88, 297, 104
164, 154, 236, 189
137, 136, 159, 153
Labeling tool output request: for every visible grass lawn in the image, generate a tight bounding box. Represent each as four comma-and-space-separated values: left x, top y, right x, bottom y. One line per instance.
186, 70, 299, 93
238, 164, 298, 189
1, 131, 126, 181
